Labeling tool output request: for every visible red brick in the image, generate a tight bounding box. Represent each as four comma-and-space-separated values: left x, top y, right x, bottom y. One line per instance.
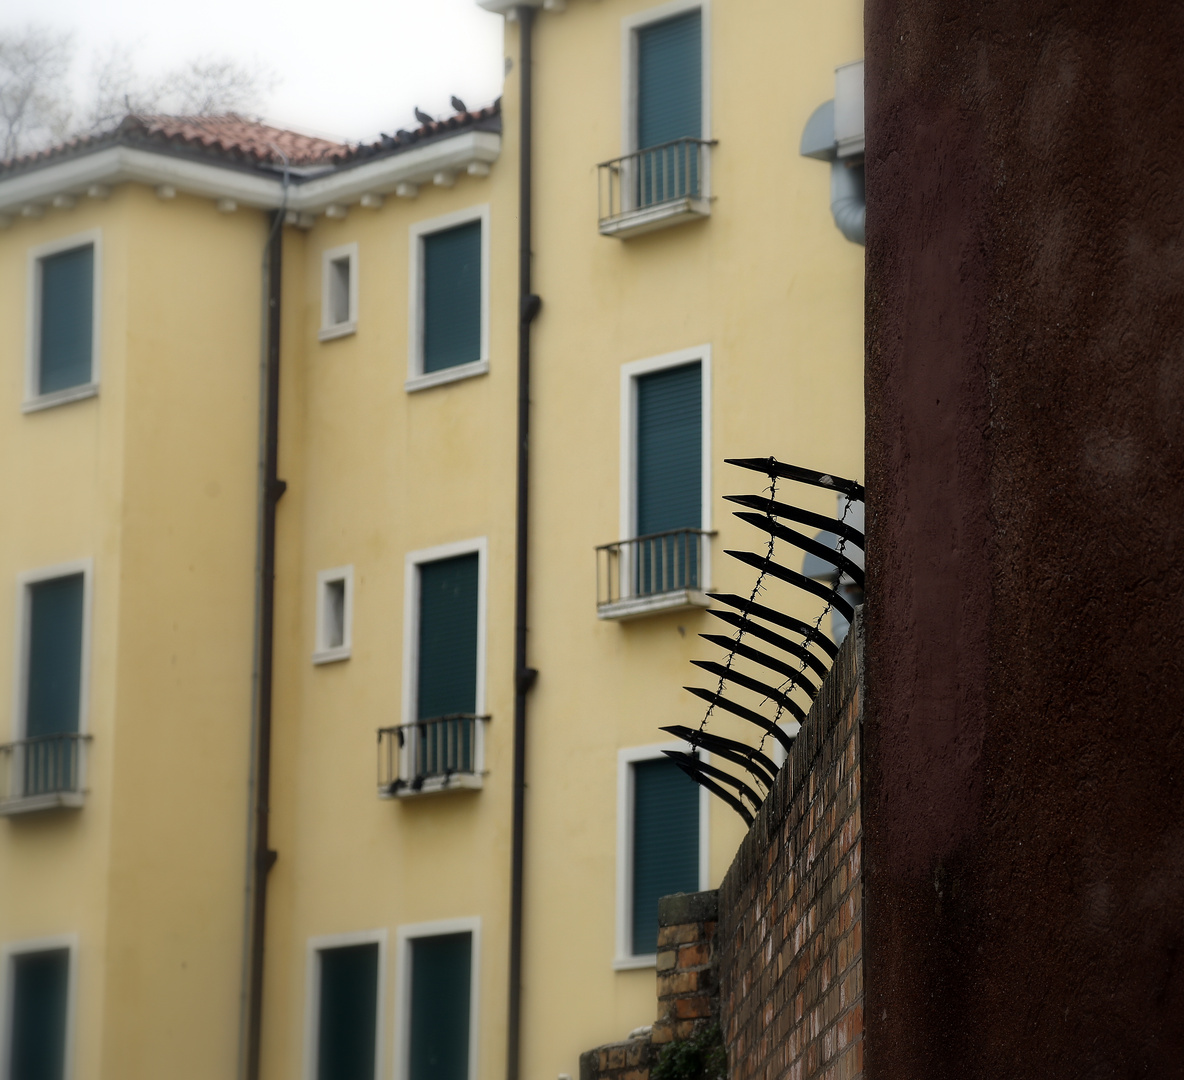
674, 996, 712, 1019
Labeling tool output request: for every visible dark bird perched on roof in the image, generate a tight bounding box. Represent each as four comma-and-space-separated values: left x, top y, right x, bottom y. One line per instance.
396, 129, 414, 141
450, 95, 467, 114
413, 107, 434, 125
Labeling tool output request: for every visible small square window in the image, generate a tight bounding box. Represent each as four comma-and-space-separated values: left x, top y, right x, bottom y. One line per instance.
320, 243, 358, 341
25, 231, 100, 412
407, 207, 489, 391
314, 567, 353, 664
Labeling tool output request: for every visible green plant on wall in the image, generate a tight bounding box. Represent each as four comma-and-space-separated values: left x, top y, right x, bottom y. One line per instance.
652, 1024, 725, 1080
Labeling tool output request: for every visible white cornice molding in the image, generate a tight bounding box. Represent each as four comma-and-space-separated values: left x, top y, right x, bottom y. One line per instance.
0, 130, 501, 217
291, 131, 500, 208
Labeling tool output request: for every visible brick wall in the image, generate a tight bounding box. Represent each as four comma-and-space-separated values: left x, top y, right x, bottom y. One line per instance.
580, 892, 719, 1080
577, 617, 863, 1080
718, 615, 863, 1080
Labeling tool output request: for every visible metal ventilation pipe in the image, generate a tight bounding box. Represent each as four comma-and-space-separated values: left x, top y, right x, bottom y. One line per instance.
800, 59, 865, 246
829, 160, 865, 245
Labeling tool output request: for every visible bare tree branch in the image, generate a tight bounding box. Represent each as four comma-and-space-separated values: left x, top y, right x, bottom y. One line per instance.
0, 26, 279, 159
0, 27, 75, 160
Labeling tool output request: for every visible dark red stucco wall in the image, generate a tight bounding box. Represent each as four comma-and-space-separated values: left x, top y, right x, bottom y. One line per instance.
862, 1, 1184, 1076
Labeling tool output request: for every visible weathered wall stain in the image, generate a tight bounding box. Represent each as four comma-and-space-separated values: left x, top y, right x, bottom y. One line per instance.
864, 0, 1184, 1075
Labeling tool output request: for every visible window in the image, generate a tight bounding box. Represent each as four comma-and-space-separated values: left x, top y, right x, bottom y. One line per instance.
320, 243, 358, 341
407, 207, 490, 391
598, 2, 710, 236
396, 542, 487, 793
306, 933, 385, 1080
598, 348, 711, 618
4, 563, 92, 812
2, 940, 75, 1080
26, 232, 100, 411
396, 920, 480, 1080
313, 566, 354, 664
616, 745, 708, 967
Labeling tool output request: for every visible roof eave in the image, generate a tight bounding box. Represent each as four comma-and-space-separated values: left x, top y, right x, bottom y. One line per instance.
0, 128, 501, 219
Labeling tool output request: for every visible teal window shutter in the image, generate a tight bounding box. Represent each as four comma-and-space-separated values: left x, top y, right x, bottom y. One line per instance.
10, 948, 70, 1080
637, 10, 702, 203
39, 245, 94, 394
636, 363, 702, 592
317, 943, 379, 1080
632, 757, 700, 956
416, 554, 480, 774
409, 932, 472, 1080
423, 222, 482, 373
26, 574, 84, 739
637, 11, 702, 149
417, 554, 479, 721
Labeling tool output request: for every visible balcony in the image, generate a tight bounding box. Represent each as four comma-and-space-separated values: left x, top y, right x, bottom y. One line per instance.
377, 714, 490, 798
596, 528, 712, 620
597, 138, 715, 238
0, 733, 90, 816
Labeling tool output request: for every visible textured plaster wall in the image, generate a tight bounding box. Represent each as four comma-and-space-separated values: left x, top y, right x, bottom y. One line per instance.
863, 1, 1184, 1075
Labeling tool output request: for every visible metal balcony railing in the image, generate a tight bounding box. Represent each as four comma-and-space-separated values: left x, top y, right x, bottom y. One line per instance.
596, 528, 713, 616
598, 138, 715, 236
377, 714, 490, 798
0, 733, 90, 813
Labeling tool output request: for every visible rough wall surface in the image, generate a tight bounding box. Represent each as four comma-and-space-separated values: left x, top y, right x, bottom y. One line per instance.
863, 1, 1184, 1076
719, 621, 863, 1080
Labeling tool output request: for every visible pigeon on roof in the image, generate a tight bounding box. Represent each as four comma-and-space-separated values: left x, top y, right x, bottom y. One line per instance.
413, 107, 434, 125
450, 96, 467, 114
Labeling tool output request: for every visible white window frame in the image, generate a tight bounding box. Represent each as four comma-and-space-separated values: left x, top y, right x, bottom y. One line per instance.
1, 934, 80, 1080
303, 929, 388, 1080
405, 205, 491, 393
614, 742, 710, 970
394, 917, 481, 1080
12, 560, 94, 746
313, 565, 354, 665
319, 242, 359, 341
621, 0, 712, 154
24, 229, 102, 413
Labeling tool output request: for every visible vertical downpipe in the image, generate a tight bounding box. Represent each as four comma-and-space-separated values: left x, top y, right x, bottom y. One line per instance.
245, 209, 284, 1080
509, 7, 540, 1080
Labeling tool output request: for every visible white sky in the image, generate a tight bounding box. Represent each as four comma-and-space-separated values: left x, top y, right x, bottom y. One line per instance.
2, 0, 508, 143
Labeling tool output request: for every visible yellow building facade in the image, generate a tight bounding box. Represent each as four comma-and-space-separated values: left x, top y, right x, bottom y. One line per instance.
0, 1, 862, 1078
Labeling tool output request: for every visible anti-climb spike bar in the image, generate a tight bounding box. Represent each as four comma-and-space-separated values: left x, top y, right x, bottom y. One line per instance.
659, 725, 779, 789
725, 549, 857, 623
706, 608, 831, 681
723, 494, 866, 550
683, 686, 797, 751
676, 458, 865, 833
734, 512, 865, 587
664, 751, 764, 813
699, 634, 821, 698
666, 754, 754, 827
707, 593, 839, 661
725, 457, 866, 502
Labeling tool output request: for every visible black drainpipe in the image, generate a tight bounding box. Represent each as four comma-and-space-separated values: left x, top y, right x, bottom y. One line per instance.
245, 207, 285, 1080
509, 7, 540, 1080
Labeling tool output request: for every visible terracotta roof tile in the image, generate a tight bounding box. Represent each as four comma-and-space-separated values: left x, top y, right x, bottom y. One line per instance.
0, 101, 502, 177
132, 114, 349, 165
